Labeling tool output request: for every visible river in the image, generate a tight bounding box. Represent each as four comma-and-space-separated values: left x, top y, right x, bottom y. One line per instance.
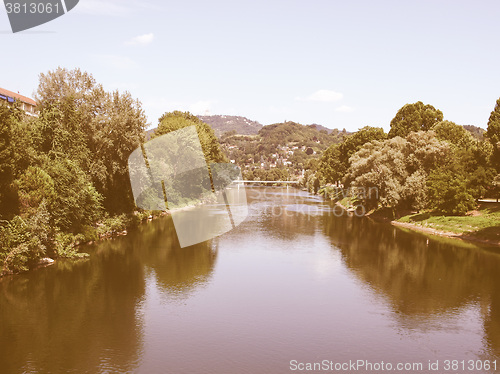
1, 188, 499, 373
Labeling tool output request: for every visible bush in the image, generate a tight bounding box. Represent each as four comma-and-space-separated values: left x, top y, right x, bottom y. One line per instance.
0, 204, 50, 274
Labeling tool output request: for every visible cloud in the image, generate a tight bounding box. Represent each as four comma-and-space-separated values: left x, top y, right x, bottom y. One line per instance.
189, 101, 212, 115
93, 54, 137, 70
334, 105, 354, 113
296, 89, 343, 103
126, 33, 154, 46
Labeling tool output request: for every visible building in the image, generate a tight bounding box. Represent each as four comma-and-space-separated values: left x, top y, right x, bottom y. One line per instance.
0, 87, 37, 116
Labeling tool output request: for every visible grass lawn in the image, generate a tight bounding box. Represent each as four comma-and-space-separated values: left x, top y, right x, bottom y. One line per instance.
397, 203, 500, 241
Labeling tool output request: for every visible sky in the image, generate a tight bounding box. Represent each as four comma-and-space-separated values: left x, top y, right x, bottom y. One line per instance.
1, 0, 500, 132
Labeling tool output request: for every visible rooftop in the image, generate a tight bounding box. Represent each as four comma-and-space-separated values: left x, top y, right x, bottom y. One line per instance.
0, 87, 37, 106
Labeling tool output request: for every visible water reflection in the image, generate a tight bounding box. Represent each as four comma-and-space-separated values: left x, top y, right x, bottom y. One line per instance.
321, 212, 500, 357
1, 188, 500, 373
0, 251, 145, 373
0, 214, 218, 373
131, 216, 218, 297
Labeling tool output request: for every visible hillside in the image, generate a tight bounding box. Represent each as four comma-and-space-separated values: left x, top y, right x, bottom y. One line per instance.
220, 121, 348, 180
197, 115, 263, 136
258, 121, 344, 145
463, 125, 485, 140
308, 123, 334, 134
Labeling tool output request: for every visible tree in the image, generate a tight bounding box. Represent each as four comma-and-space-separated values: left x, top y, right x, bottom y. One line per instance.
0, 102, 21, 219
388, 101, 443, 138
346, 131, 449, 211
154, 111, 227, 164
487, 98, 500, 146
433, 120, 475, 149
434, 120, 495, 199
318, 144, 344, 183
427, 167, 476, 215
319, 126, 386, 184
487, 97, 500, 172
35, 67, 147, 213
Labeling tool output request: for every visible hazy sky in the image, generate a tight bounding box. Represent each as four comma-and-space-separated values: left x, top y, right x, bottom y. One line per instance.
1, 0, 499, 131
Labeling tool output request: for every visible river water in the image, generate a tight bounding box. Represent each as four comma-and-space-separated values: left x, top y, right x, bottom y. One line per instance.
1, 188, 500, 373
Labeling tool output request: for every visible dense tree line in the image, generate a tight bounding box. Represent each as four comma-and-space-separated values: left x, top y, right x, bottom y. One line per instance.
318, 100, 500, 215
0, 69, 224, 275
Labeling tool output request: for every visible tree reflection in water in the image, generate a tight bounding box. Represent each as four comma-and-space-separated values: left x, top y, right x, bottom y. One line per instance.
321, 212, 500, 357
0, 214, 218, 373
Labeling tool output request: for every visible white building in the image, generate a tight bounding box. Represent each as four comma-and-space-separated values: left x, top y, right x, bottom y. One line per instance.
0, 87, 37, 116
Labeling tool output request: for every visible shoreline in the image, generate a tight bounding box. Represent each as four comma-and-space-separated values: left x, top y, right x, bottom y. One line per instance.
1, 209, 174, 278
1, 198, 225, 278
334, 197, 500, 248
390, 220, 500, 248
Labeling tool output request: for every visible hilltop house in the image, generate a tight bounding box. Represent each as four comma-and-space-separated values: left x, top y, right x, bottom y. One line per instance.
0, 87, 37, 116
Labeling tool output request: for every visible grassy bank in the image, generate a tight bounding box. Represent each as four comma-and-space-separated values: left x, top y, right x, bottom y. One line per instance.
395, 203, 500, 245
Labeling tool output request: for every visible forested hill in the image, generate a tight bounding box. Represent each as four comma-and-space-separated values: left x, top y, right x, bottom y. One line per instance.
197, 115, 263, 136
463, 125, 486, 140
308, 123, 335, 134
258, 121, 346, 145
219, 121, 349, 181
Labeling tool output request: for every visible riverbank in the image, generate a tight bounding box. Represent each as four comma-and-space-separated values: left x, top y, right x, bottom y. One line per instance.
333, 196, 500, 247
392, 204, 500, 247
0, 209, 170, 277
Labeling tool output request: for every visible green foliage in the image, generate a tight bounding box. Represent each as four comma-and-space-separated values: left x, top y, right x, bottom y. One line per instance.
0, 103, 18, 219
44, 157, 104, 231
388, 101, 443, 138
243, 167, 289, 181
35, 67, 147, 214
468, 166, 496, 199
220, 121, 343, 180
319, 126, 387, 183
487, 98, 500, 172
346, 131, 449, 210
15, 166, 56, 216
346, 123, 494, 216
434, 120, 476, 149
257, 121, 334, 146
198, 115, 262, 136
427, 168, 477, 215
487, 97, 500, 146
0, 202, 51, 274
54, 231, 80, 258
155, 111, 227, 164
97, 214, 131, 237
433, 120, 495, 198
0, 68, 158, 274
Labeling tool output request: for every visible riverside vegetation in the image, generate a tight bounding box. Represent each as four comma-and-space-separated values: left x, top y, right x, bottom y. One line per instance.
2, 68, 500, 276
0, 68, 226, 276
313, 101, 500, 243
